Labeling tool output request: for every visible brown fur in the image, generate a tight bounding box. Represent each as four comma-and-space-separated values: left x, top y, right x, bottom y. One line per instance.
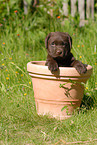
45, 32, 87, 74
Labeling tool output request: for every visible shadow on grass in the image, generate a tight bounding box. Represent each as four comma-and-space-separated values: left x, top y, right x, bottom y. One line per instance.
80, 94, 94, 111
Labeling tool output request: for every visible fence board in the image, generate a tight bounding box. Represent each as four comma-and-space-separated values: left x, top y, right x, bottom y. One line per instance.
86, 0, 94, 19
23, 0, 28, 14
86, 0, 91, 18
78, 0, 85, 20
63, 0, 68, 16
91, 0, 94, 19
71, 0, 77, 17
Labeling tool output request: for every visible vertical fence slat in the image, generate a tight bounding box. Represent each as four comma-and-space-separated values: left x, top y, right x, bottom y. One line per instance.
23, 0, 28, 15
63, 0, 68, 16
71, 0, 77, 17
86, 0, 94, 19
86, 0, 91, 19
78, 0, 85, 20
78, 0, 85, 26
91, 0, 94, 19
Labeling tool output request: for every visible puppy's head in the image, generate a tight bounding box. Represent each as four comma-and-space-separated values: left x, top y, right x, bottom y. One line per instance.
45, 32, 72, 58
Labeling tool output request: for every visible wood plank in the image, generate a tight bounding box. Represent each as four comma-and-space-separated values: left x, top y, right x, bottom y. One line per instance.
78, 0, 85, 26
91, 0, 94, 19
63, 0, 68, 16
23, 0, 28, 14
86, 0, 91, 19
71, 0, 77, 17
78, 0, 85, 20
86, 0, 94, 19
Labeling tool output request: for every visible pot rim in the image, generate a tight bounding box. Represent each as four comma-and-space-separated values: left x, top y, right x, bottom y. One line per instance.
27, 61, 92, 78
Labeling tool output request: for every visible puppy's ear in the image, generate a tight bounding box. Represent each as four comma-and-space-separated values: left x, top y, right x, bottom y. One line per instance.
65, 33, 72, 49
68, 34, 72, 49
45, 32, 52, 49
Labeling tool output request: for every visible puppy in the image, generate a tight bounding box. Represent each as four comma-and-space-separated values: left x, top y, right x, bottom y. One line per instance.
45, 32, 87, 74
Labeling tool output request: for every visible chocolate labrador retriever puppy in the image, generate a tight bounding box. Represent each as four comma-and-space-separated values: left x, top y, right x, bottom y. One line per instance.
45, 32, 87, 74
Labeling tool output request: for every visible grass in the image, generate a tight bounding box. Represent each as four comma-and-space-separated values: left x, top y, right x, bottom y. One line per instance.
0, 5, 97, 144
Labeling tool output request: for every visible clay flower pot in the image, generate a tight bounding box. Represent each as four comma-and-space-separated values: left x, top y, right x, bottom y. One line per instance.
27, 61, 92, 120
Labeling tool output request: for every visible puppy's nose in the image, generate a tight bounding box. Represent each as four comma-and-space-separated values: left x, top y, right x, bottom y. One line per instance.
56, 50, 62, 55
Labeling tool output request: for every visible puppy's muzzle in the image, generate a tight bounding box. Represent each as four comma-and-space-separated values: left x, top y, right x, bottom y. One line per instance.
56, 50, 62, 55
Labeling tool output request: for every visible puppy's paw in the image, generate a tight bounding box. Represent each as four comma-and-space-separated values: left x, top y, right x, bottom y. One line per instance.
75, 63, 87, 74
45, 61, 58, 72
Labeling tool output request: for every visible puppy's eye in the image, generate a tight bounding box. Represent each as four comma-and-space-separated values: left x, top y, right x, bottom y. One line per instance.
51, 42, 55, 46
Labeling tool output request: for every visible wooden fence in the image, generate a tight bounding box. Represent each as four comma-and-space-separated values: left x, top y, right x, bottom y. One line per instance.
23, 0, 94, 26
63, 0, 94, 26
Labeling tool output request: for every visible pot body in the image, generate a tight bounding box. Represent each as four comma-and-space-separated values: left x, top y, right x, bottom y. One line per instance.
27, 61, 92, 119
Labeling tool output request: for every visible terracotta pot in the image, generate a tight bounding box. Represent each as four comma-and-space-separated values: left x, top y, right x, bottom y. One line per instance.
27, 61, 92, 120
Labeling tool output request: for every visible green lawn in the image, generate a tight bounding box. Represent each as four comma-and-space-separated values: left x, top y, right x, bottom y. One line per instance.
0, 5, 97, 144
